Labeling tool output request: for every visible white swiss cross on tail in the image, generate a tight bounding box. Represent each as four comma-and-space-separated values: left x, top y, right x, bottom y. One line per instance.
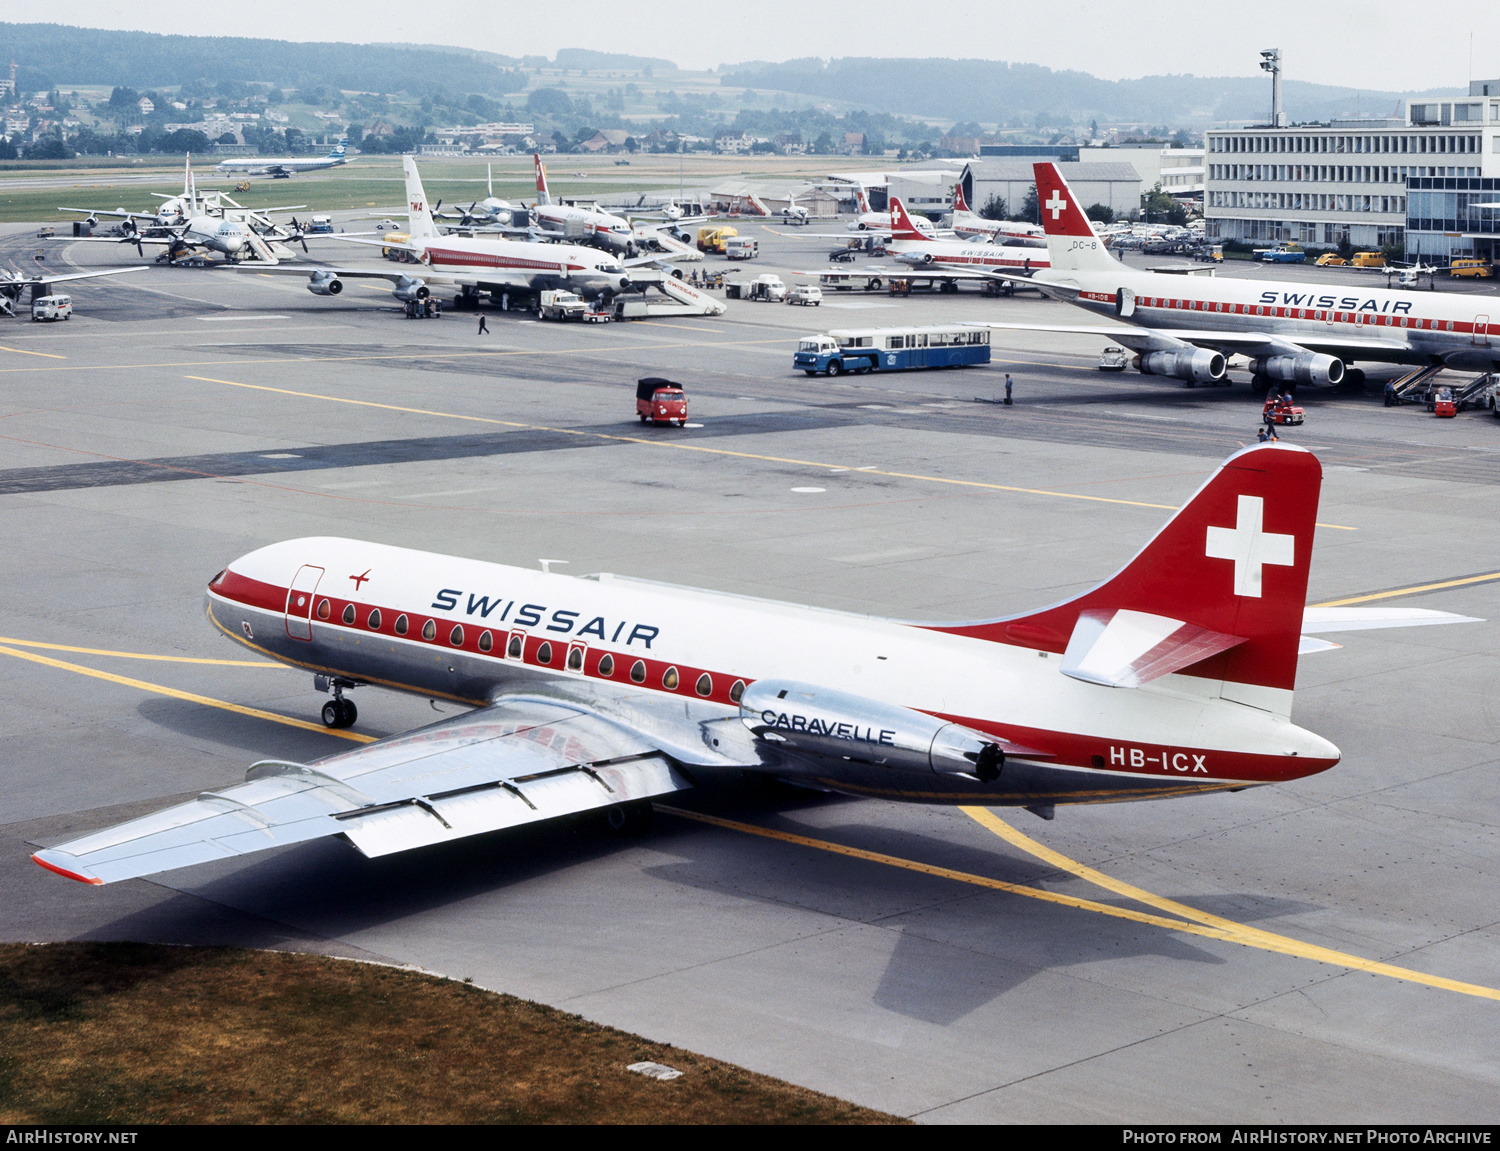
1205, 495, 1295, 598
1045, 191, 1068, 220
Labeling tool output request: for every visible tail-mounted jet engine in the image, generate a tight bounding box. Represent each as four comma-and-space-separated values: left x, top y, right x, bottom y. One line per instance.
1135, 348, 1227, 385
1247, 353, 1345, 387
739, 680, 1006, 782
307, 272, 343, 296
393, 276, 430, 302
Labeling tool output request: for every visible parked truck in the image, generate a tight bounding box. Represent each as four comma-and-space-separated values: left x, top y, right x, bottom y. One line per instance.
539, 290, 587, 321
697, 226, 737, 255
724, 274, 787, 302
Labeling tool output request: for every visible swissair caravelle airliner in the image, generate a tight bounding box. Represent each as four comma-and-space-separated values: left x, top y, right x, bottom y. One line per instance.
948, 182, 1047, 246
528, 153, 638, 256
995, 162, 1500, 391
32, 446, 1475, 885
886, 196, 1051, 280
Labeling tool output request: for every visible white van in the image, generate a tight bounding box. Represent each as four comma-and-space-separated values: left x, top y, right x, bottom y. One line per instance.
31, 294, 72, 322
725, 236, 759, 260
788, 284, 822, 306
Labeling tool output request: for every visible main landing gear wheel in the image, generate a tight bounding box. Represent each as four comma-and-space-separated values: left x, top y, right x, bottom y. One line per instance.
1251, 374, 1272, 397
322, 698, 357, 728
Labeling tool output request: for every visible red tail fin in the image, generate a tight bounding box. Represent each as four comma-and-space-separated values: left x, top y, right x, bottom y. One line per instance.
933, 445, 1322, 706
533, 153, 551, 205
953, 182, 970, 214
1032, 161, 1096, 238
888, 197, 926, 241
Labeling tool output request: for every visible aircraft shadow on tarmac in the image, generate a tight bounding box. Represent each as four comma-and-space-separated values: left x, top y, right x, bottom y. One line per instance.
69, 744, 1320, 1017
135, 696, 392, 761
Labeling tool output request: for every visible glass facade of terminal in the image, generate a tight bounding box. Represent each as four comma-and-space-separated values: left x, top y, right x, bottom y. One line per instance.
1404, 176, 1500, 261
1204, 91, 1500, 258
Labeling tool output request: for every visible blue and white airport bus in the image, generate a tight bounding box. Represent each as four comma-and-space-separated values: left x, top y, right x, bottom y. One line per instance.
794, 325, 991, 376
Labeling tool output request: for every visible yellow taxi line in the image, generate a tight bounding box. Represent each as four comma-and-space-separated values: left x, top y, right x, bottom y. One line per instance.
0, 644, 373, 743
1311, 571, 1500, 607
659, 804, 1500, 1001
655, 806, 1249, 938
0, 636, 283, 666
960, 807, 1500, 1001
0, 344, 66, 359
188, 374, 1355, 522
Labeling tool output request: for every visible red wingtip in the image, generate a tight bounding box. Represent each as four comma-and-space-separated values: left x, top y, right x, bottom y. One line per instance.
32, 854, 104, 885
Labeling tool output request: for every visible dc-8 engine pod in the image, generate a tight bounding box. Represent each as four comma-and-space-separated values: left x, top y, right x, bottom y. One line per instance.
1249, 353, 1345, 386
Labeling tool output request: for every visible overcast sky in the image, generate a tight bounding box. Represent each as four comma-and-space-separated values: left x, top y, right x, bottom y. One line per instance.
38, 2, 1500, 91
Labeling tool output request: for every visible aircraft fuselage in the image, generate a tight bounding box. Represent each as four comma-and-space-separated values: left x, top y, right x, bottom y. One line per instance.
207, 537, 1339, 809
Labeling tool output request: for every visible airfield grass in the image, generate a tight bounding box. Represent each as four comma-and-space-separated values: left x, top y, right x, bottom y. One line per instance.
0, 153, 843, 223
0, 942, 905, 1125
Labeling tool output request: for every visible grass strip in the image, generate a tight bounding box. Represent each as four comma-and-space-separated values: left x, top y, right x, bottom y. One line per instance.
0, 942, 905, 1125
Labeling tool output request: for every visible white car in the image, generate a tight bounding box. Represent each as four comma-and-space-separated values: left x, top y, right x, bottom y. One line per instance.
1097, 346, 1129, 371
787, 284, 822, 306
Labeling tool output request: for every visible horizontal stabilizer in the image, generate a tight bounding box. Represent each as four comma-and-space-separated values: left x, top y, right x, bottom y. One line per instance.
1062, 608, 1245, 689
1298, 636, 1343, 654
1300, 606, 1484, 633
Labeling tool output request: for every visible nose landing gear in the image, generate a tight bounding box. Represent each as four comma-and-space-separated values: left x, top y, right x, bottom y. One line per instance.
314, 674, 362, 728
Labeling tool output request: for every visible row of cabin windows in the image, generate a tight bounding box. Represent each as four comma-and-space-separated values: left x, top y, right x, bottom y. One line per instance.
884, 331, 988, 349
316, 597, 744, 700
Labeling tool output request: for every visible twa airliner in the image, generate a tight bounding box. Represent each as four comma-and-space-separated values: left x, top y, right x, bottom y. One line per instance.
33, 446, 1474, 885
997, 162, 1500, 390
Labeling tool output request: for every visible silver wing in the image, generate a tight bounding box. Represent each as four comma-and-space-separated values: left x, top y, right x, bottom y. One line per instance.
977, 320, 1413, 360
33, 696, 694, 885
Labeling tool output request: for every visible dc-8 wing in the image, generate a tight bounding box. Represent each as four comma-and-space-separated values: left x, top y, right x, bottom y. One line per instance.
971, 322, 1413, 360
33, 698, 691, 885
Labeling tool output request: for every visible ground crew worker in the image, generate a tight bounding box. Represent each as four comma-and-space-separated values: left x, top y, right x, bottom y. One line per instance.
1004, 375, 1013, 405
477, 313, 489, 335
1384, 378, 1397, 407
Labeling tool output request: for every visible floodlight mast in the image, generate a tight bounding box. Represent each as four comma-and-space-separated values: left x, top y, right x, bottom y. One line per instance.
1260, 49, 1285, 127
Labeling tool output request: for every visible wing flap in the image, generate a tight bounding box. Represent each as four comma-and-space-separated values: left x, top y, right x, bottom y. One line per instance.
339, 755, 685, 857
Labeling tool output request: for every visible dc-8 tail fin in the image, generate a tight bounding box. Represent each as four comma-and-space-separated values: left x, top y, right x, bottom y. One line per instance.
1031, 162, 1119, 274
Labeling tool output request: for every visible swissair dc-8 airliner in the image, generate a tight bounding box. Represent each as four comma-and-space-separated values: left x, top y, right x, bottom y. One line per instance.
32, 445, 1476, 886
992, 162, 1500, 392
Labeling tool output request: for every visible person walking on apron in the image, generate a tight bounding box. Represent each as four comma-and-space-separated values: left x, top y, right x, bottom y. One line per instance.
1004, 374, 1013, 405
477, 313, 489, 335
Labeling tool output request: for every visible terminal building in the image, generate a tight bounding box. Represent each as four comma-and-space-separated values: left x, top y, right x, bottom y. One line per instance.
1204, 79, 1500, 262
958, 159, 1143, 220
